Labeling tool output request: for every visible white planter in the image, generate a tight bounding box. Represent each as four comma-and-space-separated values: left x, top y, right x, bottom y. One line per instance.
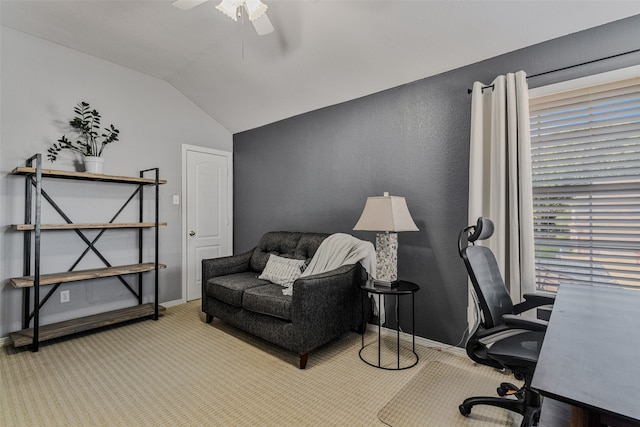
84, 156, 104, 174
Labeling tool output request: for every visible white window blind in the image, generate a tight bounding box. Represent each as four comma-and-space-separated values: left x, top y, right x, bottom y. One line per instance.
529, 75, 640, 291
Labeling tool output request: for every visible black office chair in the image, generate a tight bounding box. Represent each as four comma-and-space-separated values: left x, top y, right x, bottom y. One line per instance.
457, 217, 555, 427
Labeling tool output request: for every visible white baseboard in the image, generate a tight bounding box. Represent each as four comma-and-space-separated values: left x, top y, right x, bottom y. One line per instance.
161, 298, 185, 308
372, 324, 467, 358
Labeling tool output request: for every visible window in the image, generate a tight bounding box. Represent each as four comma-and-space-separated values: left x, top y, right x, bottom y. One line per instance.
529, 68, 640, 292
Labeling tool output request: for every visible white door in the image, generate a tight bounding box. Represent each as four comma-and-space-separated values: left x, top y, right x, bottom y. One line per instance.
183, 145, 232, 301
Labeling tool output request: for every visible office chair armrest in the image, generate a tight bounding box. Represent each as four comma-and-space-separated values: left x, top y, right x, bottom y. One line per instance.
524, 291, 556, 304
475, 324, 539, 346
502, 314, 548, 332
512, 292, 556, 314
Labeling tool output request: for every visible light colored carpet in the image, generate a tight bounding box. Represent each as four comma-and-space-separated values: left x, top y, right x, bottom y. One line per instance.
1, 301, 521, 426
378, 361, 523, 426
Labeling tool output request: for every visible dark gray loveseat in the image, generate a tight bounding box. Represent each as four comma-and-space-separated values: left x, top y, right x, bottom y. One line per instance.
202, 231, 368, 369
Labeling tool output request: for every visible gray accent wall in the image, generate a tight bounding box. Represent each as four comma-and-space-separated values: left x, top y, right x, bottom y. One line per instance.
233, 15, 640, 345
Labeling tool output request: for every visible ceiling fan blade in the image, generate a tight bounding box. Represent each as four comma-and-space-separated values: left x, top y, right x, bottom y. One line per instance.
251, 12, 274, 36
171, 0, 208, 11
173, 0, 274, 35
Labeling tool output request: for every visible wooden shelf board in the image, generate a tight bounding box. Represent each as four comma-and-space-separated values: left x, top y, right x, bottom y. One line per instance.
10, 262, 167, 288
9, 303, 166, 348
11, 166, 167, 185
12, 222, 167, 231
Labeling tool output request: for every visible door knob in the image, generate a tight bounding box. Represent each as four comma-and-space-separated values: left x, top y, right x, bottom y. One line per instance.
189, 230, 196, 236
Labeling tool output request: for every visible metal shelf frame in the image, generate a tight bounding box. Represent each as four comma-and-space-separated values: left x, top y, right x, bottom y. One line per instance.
11, 153, 165, 351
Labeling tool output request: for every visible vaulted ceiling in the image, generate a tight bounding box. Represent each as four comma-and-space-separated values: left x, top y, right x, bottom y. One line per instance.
3, 1, 640, 133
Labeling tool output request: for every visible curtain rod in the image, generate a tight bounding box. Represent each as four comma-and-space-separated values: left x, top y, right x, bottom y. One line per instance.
466, 47, 640, 94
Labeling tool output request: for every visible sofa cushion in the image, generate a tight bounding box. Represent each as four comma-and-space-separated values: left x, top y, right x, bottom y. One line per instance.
294, 233, 329, 260
258, 254, 307, 286
249, 231, 303, 272
243, 283, 293, 321
206, 272, 270, 307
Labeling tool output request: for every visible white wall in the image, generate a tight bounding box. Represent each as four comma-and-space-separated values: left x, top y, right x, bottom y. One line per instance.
0, 27, 232, 337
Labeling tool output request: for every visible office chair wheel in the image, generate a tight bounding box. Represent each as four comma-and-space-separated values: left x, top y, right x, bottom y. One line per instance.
459, 404, 471, 416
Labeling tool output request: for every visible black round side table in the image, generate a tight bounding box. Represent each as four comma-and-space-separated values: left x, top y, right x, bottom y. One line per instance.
359, 280, 419, 370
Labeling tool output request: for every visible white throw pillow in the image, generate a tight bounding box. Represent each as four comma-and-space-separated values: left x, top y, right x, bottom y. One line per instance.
258, 254, 307, 287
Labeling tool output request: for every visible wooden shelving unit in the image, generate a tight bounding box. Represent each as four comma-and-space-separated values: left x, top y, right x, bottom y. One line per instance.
11, 166, 167, 185
10, 263, 166, 288
8, 154, 167, 350
12, 222, 167, 231
9, 304, 167, 348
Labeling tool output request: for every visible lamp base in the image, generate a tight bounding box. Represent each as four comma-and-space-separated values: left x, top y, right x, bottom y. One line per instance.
375, 232, 398, 283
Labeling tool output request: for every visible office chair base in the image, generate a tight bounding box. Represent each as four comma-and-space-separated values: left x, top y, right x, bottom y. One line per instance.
459, 396, 540, 427
498, 382, 522, 398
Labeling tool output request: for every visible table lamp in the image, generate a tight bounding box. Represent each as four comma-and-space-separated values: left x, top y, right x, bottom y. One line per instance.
353, 192, 418, 285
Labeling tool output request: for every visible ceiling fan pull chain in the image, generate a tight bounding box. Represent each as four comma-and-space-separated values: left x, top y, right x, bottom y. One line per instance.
241, 6, 245, 60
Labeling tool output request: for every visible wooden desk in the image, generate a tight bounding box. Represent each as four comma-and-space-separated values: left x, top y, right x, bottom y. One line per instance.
531, 284, 640, 425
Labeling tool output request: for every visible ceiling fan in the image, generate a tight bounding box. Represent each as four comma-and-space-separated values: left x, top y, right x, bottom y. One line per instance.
172, 0, 275, 35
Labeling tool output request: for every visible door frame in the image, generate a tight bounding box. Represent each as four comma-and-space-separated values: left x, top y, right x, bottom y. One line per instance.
181, 144, 233, 303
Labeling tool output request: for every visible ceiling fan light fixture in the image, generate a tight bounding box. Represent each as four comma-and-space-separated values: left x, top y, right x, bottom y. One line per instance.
216, 0, 243, 21
244, 0, 268, 21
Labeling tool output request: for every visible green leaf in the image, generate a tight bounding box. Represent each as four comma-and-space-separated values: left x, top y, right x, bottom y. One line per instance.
49, 101, 120, 159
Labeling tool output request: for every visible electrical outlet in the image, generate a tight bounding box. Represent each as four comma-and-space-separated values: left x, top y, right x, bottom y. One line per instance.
60, 290, 70, 303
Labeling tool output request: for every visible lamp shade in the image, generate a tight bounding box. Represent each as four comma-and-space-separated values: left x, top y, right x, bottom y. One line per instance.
353, 193, 419, 232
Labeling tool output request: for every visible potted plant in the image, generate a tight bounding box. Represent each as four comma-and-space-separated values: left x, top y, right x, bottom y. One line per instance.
47, 101, 120, 174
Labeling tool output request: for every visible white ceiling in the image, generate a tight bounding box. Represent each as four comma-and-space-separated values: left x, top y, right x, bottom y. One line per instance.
2, 1, 640, 133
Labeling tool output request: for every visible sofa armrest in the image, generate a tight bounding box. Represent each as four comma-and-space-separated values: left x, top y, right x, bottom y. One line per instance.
202, 248, 254, 284
296, 264, 360, 282
291, 263, 367, 348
